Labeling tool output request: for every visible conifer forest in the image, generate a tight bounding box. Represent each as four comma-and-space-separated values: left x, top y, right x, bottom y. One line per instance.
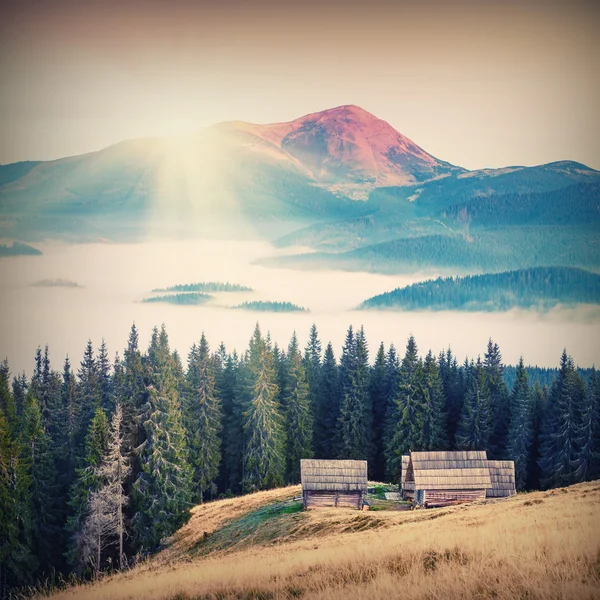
1, 322, 599, 593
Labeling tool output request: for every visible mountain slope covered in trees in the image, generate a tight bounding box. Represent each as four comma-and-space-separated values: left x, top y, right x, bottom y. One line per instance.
360, 267, 600, 311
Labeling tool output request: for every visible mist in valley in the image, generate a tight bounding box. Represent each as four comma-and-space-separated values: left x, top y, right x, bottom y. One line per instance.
0, 239, 598, 376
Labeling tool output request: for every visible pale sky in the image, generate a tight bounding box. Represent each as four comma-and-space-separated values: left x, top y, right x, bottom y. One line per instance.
0, 0, 599, 170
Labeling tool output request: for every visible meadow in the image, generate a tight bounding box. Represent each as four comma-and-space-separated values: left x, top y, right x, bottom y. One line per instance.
45, 480, 600, 600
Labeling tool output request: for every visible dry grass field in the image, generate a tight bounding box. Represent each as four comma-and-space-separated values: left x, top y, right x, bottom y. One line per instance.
46, 481, 600, 600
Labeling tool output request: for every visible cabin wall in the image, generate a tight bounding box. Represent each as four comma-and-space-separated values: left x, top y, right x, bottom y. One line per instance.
419, 489, 486, 506
304, 490, 363, 509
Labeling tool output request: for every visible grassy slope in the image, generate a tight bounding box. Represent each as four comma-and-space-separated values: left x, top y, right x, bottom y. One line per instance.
48, 480, 600, 600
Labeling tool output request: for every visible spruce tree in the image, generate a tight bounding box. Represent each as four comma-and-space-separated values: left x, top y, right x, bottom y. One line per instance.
507, 357, 532, 490
385, 336, 425, 482
65, 408, 109, 569
317, 342, 339, 459
97, 340, 113, 414
527, 382, 547, 490
185, 334, 222, 502
456, 359, 491, 451
284, 333, 313, 483
335, 327, 372, 463
243, 325, 285, 491
133, 325, 192, 551
439, 348, 464, 447
370, 343, 388, 481
21, 388, 60, 574
421, 350, 447, 450
484, 340, 510, 458
539, 350, 586, 489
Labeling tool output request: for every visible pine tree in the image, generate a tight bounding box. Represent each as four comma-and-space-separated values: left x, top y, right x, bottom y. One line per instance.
456, 359, 491, 451
507, 357, 532, 490
438, 349, 464, 447
243, 325, 285, 491
76, 341, 102, 456
385, 336, 425, 482
527, 382, 547, 490
539, 350, 586, 489
65, 407, 109, 569
284, 333, 313, 483
185, 334, 222, 503
21, 388, 60, 574
484, 340, 510, 458
370, 343, 388, 481
421, 350, 447, 450
317, 342, 339, 459
0, 372, 36, 595
97, 340, 113, 414
133, 325, 192, 551
575, 370, 599, 482
335, 327, 372, 465
303, 324, 322, 445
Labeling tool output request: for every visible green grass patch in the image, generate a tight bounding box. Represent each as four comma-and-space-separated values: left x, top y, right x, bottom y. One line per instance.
193, 500, 305, 555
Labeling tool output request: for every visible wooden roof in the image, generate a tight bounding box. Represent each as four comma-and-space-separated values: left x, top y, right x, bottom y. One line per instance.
300, 459, 368, 492
487, 460, 516, 497
409, 451, 492, 490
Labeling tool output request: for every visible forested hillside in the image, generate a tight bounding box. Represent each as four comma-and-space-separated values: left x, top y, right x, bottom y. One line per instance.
260, 226, 600, 274
360, 267, 600, 311
1, 322, 599, 594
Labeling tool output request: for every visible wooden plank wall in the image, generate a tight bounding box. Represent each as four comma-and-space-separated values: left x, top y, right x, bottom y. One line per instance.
422, 489, 486, 506
304, 490, 362, 509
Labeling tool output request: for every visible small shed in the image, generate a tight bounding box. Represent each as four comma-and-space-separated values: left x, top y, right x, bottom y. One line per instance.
487, 460, 516, 498
400, 455, 414, 498
300, 459, 368, 509
405, 450, 492, 506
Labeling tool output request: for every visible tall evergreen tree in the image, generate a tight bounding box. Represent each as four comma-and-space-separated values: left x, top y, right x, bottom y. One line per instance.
97, 340, 113, 414
185, 334, 222, 502
456, 359, 491, 451
303, 324, 322, 445
385, 336, 425, 482
316, 342, 339, 459
242, 325, 285, 491
284, 333, 313, 483
527, 382, 547, 490
484, 340, 510, 458
370, 343, 388, 481
507, 357, 532, 490
65, 407, 109, 569
539, 350, 586, 489
133, 326, 192, 551
421, 350, 447, 450
438, 348, 464, 447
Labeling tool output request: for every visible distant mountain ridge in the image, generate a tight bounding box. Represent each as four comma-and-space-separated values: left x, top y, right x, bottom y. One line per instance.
0, 105, 598, 276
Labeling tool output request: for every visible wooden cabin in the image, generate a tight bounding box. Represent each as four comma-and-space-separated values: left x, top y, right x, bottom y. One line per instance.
486, 460, 516, 498
300, 459, 368, 509
405, 451, 492, 506
400, 455, 414, 498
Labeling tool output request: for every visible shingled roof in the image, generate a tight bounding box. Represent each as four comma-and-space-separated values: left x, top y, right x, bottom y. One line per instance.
300, 459, 368, 492
409, 451, 492, 490
487, 460, 516, 497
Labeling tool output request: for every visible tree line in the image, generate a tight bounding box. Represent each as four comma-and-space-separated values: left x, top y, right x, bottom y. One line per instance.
1, 322, 599, 595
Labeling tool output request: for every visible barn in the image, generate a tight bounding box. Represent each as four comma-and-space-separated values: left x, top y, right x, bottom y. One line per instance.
300, 459, 368, 509
487, 460, 516, 498
404, 450, 492, 506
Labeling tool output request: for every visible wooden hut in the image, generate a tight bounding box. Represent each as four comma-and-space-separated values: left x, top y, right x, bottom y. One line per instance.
300, 459, 368, 509
400, 455, 414, 498
405, 451, 492, 506
486, 460, 516, 498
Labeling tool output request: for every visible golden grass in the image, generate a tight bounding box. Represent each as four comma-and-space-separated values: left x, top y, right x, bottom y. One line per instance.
46, 481, 600, 600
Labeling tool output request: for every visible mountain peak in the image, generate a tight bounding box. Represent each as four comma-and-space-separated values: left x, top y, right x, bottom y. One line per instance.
222, 105, 463, 194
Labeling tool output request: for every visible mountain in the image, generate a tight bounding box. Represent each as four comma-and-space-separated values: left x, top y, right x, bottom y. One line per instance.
359, 266, 600, 311
218, 105, 464, 198
0, 105, 598, 264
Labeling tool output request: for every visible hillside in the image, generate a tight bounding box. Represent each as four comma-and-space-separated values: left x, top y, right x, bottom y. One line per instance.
259, 226, 600, 275
48, 480, 600, 600
360, 266, 600, 311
